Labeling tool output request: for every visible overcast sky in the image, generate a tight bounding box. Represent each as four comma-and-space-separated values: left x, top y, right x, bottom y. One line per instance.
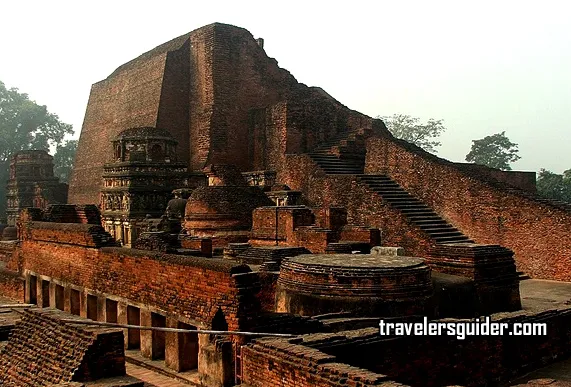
2, 1, 570, 173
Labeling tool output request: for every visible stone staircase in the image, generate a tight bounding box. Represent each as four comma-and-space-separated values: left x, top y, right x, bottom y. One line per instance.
308, 152, 364, 174
307, 131, 474, 245
357, 175, 474, 244
308, 130, 366, 174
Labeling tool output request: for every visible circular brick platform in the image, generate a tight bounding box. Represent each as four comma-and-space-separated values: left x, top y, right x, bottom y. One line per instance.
276, 254, 433, 317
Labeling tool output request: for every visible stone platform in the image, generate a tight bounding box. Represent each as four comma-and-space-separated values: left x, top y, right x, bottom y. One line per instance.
276, 254, 433, 317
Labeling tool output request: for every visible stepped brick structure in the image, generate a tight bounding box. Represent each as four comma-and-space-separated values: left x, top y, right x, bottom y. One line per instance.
6, 150, 68, 226
2, 22, 571, 387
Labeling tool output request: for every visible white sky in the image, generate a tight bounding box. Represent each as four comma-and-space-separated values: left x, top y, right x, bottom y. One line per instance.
2, 0, 570, 173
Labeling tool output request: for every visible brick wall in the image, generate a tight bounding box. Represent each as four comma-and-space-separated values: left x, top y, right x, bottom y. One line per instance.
0, 241, 17, 264
0, 269, 24, 302
454, 163, 537, 193
365, 136, 571, 281
242, 308, 571, 387
17, 223, 261, 330
20, 222, 114, 248
242, 337, 394, 387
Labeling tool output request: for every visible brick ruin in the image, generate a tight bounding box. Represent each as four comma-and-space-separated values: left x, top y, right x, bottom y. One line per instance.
1, 22, 570, 386
0, 308, 141, 386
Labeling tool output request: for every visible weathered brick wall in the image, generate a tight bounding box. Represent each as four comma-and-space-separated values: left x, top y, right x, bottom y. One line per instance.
256, 272, 278, 312
17, 223, 260, 330
454, 163, 537, 193
206, 25, 297, 171
365, 136, 571, 281
0, 269, 24, 302
242, 337, 395, 387
242, 308, 571, 387
0, 241, 17, 264
20, 222, 114, 248
0, 309, 125, 385
280, 154, 434, 256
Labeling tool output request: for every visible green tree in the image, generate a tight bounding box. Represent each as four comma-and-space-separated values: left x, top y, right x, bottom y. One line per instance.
536, 169, 571, 202
465, 131, 520, 170
380, 113, 446, 153
0, 81, 73, 221
53, 140, 78, 183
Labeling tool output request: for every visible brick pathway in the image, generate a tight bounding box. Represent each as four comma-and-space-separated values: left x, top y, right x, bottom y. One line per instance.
126, 363, 195, 387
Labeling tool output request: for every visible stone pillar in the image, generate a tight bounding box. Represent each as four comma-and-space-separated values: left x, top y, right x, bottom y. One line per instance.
48, 282, 56, 308
117, 302, 129, 348
165, 318, 199, 372
198, 334, 234, 387
36, 278, 45, 307
140, 309, 153, 358
79, 290, 88, 318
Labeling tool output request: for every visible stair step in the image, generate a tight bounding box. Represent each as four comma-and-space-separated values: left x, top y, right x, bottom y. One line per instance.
385, 199, 423, 204
399, 208, 436, 214
434, 235, 473, 242
367, 183, 406, 192
420, 226, 459, 232
426, 231, 465, 237
407, 215, 444, 221
359, 178, 394, 183
390, 205, 428, 210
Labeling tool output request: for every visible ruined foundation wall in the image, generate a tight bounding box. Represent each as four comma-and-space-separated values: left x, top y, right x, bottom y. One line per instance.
242, 308, 571, 387
241, 338, 392, 387
365, 136, 571, 281
16, 223, 259, 330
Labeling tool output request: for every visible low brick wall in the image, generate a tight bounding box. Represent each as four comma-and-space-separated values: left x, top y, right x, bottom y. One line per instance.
20, 221, 115, 248
242, 308, 571, 387
242, 337, 395, 387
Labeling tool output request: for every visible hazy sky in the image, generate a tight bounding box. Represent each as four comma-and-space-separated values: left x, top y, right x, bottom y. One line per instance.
2, 1, 570, 173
